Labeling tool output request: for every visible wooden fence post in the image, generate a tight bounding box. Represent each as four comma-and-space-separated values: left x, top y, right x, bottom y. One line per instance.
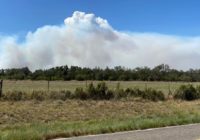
145, 82, 147, 90
48, 80, 50, 92
168, 82, 171, 95
0, 80, 3, 98
85, 80, 88, 87
47, 76, 52, 92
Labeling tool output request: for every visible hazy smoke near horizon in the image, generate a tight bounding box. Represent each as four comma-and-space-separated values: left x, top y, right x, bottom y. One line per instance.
1, 11, 200, 71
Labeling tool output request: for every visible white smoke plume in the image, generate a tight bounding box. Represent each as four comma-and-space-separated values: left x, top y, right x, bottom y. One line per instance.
1, 11, 200, 71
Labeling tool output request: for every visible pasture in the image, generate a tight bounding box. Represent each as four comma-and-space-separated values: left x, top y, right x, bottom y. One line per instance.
1, 100, 200, 140
2, 80, 200, 95
1, 80, 200, 140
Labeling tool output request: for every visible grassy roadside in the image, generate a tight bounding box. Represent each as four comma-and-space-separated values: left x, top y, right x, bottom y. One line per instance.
1, 100, 200, 140
1, 114, 200, 140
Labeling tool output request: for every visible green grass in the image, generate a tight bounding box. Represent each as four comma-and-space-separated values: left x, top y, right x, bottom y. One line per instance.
1, 114, 200, 140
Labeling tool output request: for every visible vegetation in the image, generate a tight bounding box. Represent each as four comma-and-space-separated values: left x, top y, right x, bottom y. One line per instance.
3, 82, 200, 101
2, 64, 200, 81
1, 82, 165, 101
3, 80, 192, 95
174, 85, 200, 101
1, 100, 200, 140
1, 81, 200, 139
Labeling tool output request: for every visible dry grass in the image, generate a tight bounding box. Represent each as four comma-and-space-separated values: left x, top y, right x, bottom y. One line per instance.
1, 99, 200, 139
3, 80, 200, 94
1, 99, 200, 125
1, 80, 200, 140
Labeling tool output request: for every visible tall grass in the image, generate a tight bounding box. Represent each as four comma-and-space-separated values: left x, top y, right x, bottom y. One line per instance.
1, 113, 200, 140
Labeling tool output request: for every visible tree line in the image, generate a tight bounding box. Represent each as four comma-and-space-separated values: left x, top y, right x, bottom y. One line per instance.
1, 64, 200, 81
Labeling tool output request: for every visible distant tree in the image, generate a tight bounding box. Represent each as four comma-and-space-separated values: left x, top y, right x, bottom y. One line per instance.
2, 64, 200, 82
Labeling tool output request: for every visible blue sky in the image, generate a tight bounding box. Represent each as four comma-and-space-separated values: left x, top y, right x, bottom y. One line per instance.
1, 0, 200, 36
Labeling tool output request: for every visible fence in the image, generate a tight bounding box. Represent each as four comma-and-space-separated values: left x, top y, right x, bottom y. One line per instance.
0, 80, 3, 97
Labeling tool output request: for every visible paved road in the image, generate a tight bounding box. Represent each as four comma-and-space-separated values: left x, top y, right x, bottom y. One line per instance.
57, 124, 200, 140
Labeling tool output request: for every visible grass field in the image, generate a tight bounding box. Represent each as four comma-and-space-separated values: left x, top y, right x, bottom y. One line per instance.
1, 80, 200, 140
3, 80, 200, 94
1, 100, 200, 140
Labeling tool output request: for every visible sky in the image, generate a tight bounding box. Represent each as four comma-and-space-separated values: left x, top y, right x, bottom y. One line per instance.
1, 0, 200, 36
1, 0, 200, 70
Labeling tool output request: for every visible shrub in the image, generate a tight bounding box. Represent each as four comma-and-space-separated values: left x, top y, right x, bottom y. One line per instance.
115, 87, 165, 101
142, 88, 165, 101
174, 85, 199, 101
195, 86, 200, 98
86, 82, 114, 100
31, 91, 47, 101
61, 90, 72, 99
4, 91, 26, 101
1, 82, 167, 101
74, 87, 88, 100
113, 82, 126, 99
87, 83, 96, 98
105, 90, 114, 100
95, 82, 109, 100
114, 88, 126, 99
125, 88, 143, 97
49, 90, 72, 101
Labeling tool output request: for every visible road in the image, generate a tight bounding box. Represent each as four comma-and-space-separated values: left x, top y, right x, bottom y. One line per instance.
57, 124, 200, 140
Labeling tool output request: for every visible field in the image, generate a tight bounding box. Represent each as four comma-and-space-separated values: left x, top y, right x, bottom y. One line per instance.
1, 100, 200, 140
3, 80, 200, 94
1, 80, 200, 140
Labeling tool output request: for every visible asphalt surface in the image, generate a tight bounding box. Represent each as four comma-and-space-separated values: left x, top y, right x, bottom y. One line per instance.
57, 124, 200, 140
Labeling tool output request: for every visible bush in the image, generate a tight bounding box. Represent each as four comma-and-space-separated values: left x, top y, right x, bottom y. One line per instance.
4, 91, 26, 101
49, 90, 72, 101
87, 82, 113, 100
105, 90, 114, 100
87, 83, 96, 98
125, 88, 143, 97
195, 86, 200, 98
31, 91, 47, 101
115, 88, 126, 99
74, 88, 88, 100
1, 82, 167, 101
113, 82, 126, 99
142, 88, 165, 101
95, 82, 108, 100
174, 85, 199, 101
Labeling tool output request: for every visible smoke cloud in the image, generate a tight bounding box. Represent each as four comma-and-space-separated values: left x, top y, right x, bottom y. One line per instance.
1, 11, 200, 71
